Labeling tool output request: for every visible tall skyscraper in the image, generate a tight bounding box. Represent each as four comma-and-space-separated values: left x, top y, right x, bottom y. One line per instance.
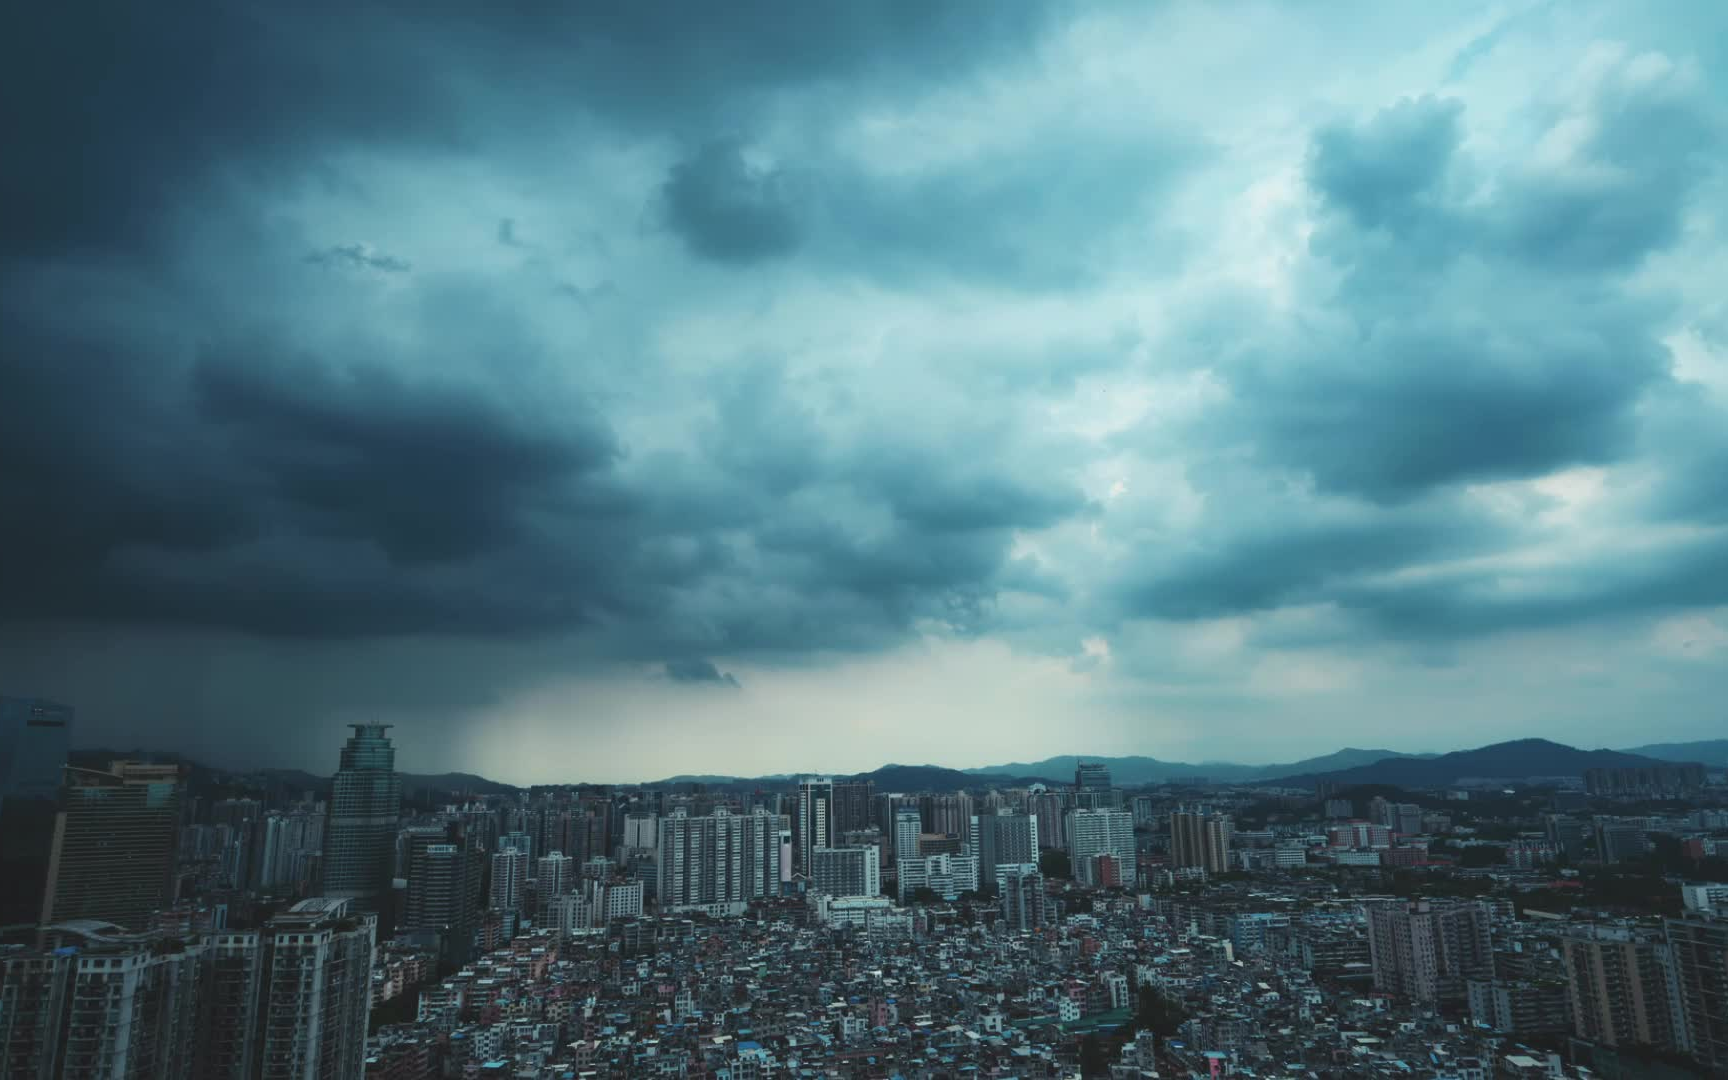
1665, 916, 1728, 1069
1066, 808, 1135, 886
808, 845, 880, 898
1368, 900, 1494, 1004
0, 696, 70, 932
793, 778, 833, 875
40, 761, 182, 930
322, 724, 400, 917
1170, 810, 1233, 874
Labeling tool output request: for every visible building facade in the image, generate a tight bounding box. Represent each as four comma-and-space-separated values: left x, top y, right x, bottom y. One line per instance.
321, 724, 401, 916
40, 761, 182, 931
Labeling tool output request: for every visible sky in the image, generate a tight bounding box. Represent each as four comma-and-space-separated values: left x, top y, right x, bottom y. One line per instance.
3, 1, 1727, 784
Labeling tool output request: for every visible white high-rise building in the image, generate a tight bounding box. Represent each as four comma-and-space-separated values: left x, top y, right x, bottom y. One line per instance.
490, 847, 529, 914
897, 852, 979, 902
658, 808, 785, 915
1066, 808, 1135, 886
794, 778, 834, 876
893, 808, 922, 863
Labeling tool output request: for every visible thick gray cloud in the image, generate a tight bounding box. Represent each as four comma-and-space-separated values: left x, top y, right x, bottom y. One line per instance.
664, 659, 742, 689
662, 140, 804, 262
1196, 69, 1709, 502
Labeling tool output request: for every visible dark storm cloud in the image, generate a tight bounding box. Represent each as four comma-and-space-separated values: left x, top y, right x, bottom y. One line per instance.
662, 140, 803, 262
0, 272, 1089, 653
0, 289, 637, 637
658, 133, 1191, 285
664, 659, 741, 688
305, 244, 413, 274
0, 0, 1054, 258
1307, 96, 1464, 232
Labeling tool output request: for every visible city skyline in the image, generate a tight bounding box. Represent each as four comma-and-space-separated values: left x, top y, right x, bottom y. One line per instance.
5, 2, 1728, 784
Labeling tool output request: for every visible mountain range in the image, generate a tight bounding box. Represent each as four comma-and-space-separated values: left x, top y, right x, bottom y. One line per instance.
962, 747, 1437, 786
68, 736, 1723, 796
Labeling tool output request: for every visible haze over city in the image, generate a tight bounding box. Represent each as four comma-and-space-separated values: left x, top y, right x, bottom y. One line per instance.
5, 1, 1728, 785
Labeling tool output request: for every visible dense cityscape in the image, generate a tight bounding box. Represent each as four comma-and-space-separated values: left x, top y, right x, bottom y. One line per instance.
3, 697, 1726, 1078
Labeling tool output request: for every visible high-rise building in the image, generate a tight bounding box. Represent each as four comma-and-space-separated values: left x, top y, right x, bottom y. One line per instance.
1075, 762, 1111, 791
1560, 923, 1686, 1053
975, 810, 1039, 879
404, 828, 483, 968
40, 761, 182, 931
536, 851, 575, 919
832, 780, 875, 836
808, 845, 880, 898
1031, 790, 1069, 852
254, 897, 375, 1080
321, 724, 400, 916
1368, 900, 1494, 1004
255, 809, 325, 893
920, 793, 975, 838
1000, 867, 1050, 931
1170, 810, 1233, 874
1067, 808, 1136, 886
1665, 916, 1728, 1070
0, 897, 374, 1079
490, 847, 529, 915
892, 808, 923, 864
896, 852, 978, 903
622, 813, 657, 852
793, 778, 833, 876
2, 922, 206, 1076
658, 808, 784, 914
0, 696, 71, 932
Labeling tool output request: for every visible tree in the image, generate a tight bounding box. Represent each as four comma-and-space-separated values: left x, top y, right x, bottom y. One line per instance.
1039, 848, 1072, 880
1079, 1033, 1109, 1077
911, 886, 941, 905
1135, 987, 1186, 1039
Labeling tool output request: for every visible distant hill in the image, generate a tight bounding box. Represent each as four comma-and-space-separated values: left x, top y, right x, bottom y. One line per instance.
1262, 739, 1683, 789
965, 748, 1431, 786
656, 773, 795, 787
854, 762, 1062, 793
1621, 740, 1728, 767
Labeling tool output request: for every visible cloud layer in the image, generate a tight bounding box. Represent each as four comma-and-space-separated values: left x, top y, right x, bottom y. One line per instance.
3, 2, 1726, 779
